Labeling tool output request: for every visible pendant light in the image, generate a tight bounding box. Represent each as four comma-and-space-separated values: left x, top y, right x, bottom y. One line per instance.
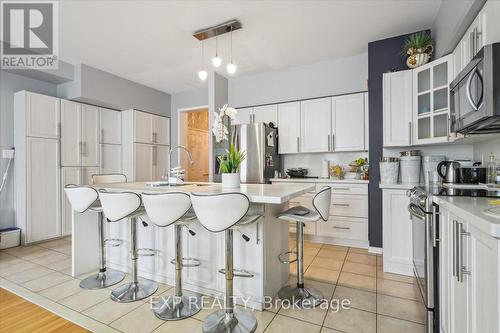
211, 36, 222, 68
198, 41, 208, 81
226, 27, 236, 75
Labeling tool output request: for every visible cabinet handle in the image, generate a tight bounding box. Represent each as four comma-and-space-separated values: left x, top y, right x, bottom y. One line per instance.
470, 31, 474, 58
408, 122, 412, 145
332, 187, 349, 191
332, 203, 350, 207
333, 226, 350, 230
296, 137, 300, 153
328, 134, 331, 151
432, 206, 439, 247
79, 141, 83, 156
100, 145, 104, 170
475, 27, 482, 54
256, 223, 260, 245
101, 129, 104, 143
447, 114, 451, 141
452, 220, 458, 278
331, 134, 335, 151
458, 222, 471, 282
57, 123, 61, 138
153, 146, 157, 166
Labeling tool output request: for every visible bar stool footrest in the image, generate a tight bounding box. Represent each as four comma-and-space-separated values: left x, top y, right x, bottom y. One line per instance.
218, 268, 254, 278
137, 248, 156, 257
278, 250, 298, 264
105, 238, 124, 247
169, 257, 202, 267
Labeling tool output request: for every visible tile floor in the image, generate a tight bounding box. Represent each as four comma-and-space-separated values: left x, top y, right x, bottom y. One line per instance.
0, 237, 426, 333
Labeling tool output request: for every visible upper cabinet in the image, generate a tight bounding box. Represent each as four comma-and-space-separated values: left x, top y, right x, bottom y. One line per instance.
18, 91, 60, 139
134, 111, 170, 146
278, 102, 301, 154
300, 97, 331, 153
99, 107, 122, 144
332, 93, 367, 151
234, 105, 278, 125
81, 104, 100, 167
383, 70, 413, 147
413, 54, 454, 145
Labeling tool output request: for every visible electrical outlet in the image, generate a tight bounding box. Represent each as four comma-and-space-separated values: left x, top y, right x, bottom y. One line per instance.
2, 149, 14, 159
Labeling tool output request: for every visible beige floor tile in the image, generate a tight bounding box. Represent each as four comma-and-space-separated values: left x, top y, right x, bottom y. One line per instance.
48, 258, 72, 271
324, 307, 376, 333
39, 279, 83, 301
110, 302, 165, 333
309, 256, 344, 271
251, 308, 275, 333
304, 266, 340, 284
304, 241, 323, 249
316, 248, 347, 260
320, 328, 344, 333
377, 314, 426, 333
377, 279, 421, 301
0, 260, 39, 276
3, 265, 54, 284
332, 286, 376, 313
342, 261, 376, 277
278, 302, 328, 325
154, 318, 202, 333
377, 294, 426, 324
21, 271, 72, 292
338, 272, 376, 292
304, 247, 320, 256
19, 248, 56, 261
192, 296, 225, 320
58, 287, 111, 312
321, 244, 349, 253
0, 252, 22, 264
348, 247, 375, 256
32, 252, 69, 265
286, 276, 336, 299
52, 244, 72, 255
83, 297, 143, 324
142, 282, 173, 302
59, 266, 73, 276
265, 314, 321, 333
38, 238, 71, 249
346, 253, 376, 265
3, 245, 45, 258
377, 266, 415, 284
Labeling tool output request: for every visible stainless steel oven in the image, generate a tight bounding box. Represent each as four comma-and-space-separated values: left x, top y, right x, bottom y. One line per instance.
408, 187, 439, 333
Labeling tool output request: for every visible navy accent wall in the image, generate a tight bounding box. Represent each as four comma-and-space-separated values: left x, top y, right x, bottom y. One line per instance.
367, 30, 430, 248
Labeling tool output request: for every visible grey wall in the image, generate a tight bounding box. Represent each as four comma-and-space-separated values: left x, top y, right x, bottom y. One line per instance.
170, 88, 208, 166
228, 52, 368, 107
58, 64, 171, 116
0, 71, 58, 229
210, 72, 229, 182
432, 0, 486, 57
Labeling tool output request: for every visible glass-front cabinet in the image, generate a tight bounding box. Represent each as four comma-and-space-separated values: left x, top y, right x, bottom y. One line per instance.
413, 54, 455, 145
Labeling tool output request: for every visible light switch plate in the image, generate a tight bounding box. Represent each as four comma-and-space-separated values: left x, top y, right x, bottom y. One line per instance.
2, 149, 14, 159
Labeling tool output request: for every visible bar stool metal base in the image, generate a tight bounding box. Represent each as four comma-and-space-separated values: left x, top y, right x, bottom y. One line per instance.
278, 284, 325, 308
110, 281, 158, 303
202, 309, 257, 333
152, 294, 202, 321
79, 270, 125, 290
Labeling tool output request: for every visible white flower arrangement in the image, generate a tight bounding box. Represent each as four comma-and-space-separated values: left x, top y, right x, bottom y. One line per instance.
212, 104, 238, 143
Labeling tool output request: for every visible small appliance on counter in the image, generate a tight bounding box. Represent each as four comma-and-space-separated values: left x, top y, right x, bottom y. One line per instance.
285, 168, 318, 179
437, 160, 485, 184
400, 150, 421, 184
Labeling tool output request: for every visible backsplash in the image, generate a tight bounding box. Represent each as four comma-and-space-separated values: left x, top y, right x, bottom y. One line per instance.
473, 136, 500, 163
282, 152, 369, 177
383, 144, 474, 161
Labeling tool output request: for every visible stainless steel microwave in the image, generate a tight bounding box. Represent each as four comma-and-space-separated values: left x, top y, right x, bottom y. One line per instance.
450, 43, 500, 134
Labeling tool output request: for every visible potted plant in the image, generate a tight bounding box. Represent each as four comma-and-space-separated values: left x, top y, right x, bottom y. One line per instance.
213, 104, 246, 188
402, 31, 434, 69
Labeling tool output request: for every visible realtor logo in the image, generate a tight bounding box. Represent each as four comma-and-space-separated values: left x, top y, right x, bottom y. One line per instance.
1, 1, 58, 69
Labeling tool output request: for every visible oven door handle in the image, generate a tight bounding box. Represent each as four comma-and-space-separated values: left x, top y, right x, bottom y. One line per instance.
408, 203, 426, 220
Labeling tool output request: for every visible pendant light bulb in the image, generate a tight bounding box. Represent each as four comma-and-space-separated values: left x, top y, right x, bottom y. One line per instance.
198, 70, 208, 81
198, 40, 207, 81
226, 63, 237, 74
212, 36, 222, 68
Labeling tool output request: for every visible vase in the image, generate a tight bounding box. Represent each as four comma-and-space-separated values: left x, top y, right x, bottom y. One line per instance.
222, 173, 241, 188
407, 52, 430, 69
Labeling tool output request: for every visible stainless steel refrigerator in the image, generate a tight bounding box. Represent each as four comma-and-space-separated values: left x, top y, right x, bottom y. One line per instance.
230, 123, 280, 184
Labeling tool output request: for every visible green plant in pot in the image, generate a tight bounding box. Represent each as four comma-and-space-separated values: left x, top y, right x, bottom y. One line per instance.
213, 104, 246, 188
402, 31, 434, 69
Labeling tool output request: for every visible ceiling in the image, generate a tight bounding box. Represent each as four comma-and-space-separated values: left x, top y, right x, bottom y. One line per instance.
59, 0, 442, 94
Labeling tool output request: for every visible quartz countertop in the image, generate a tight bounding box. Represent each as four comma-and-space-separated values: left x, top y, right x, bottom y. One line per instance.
270, 178, 369, 184
379, 183, 417, 190
92, 182, 315, 204
433, 196, 500, 238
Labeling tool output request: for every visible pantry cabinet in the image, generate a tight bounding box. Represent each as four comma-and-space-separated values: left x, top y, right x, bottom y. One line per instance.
331, 93, 367, 151
100, 144, 122, 174
134, 111, 170, 146
383, 70, 413, 147
24, 92, 60, 139
277, 102, 301, 154
99, 107, 122, 144
300, 98, 331, 153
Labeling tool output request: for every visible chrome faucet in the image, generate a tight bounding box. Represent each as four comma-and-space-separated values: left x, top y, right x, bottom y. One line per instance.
167, 145, 195, 182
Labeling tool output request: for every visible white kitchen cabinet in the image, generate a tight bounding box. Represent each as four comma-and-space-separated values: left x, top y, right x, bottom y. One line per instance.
24, 92, 60, 139
153, 115, 170, 146
331, 93, 367, 151
277, 102, 301, 154
134, 143, 155, 181
382, 188, 413, 275
99, 107, 122, 144
300, 97, 331, 153
234, 107, 253, 125
100, 144, 122, 174
253, 105, 278, 125
25, 137, 61, 243
81, 104, 100, 167
318, 216, 367, 241
155, 145, 169, 180
133, 110, 170, 145
61, 100, 81, 166
413, 54, 454, 145
383, 70, 413, 147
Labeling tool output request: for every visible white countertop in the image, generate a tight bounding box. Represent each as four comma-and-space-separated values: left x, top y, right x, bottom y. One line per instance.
379, 183, 417, 190
92, 182, 315, 204
434, 196, 500, 238
271, 178, 369, 184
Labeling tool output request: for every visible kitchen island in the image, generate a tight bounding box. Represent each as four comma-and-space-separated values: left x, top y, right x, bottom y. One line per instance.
71, 182, 314, 310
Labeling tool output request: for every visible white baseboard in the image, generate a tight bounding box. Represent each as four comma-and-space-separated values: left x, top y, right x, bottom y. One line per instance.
368, 246, 383, 254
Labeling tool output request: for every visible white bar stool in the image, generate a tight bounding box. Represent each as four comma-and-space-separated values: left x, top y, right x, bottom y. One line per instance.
142, 192, 202, 320
64, 185, 125, 289
98, 190, 158, 302
191, 192, 261, 333
277, 186, 331, 307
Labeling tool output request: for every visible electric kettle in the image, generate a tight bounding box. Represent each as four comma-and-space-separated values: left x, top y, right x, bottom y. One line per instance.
437, 161, 461, 183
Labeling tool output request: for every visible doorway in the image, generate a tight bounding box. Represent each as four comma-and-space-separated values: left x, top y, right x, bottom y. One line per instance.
179, 108, 210, 182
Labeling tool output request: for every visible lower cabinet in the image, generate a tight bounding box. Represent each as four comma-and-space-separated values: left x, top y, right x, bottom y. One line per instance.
439, 209, 500, 333
133, 143, 169, 181
100, 144, 122, 174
